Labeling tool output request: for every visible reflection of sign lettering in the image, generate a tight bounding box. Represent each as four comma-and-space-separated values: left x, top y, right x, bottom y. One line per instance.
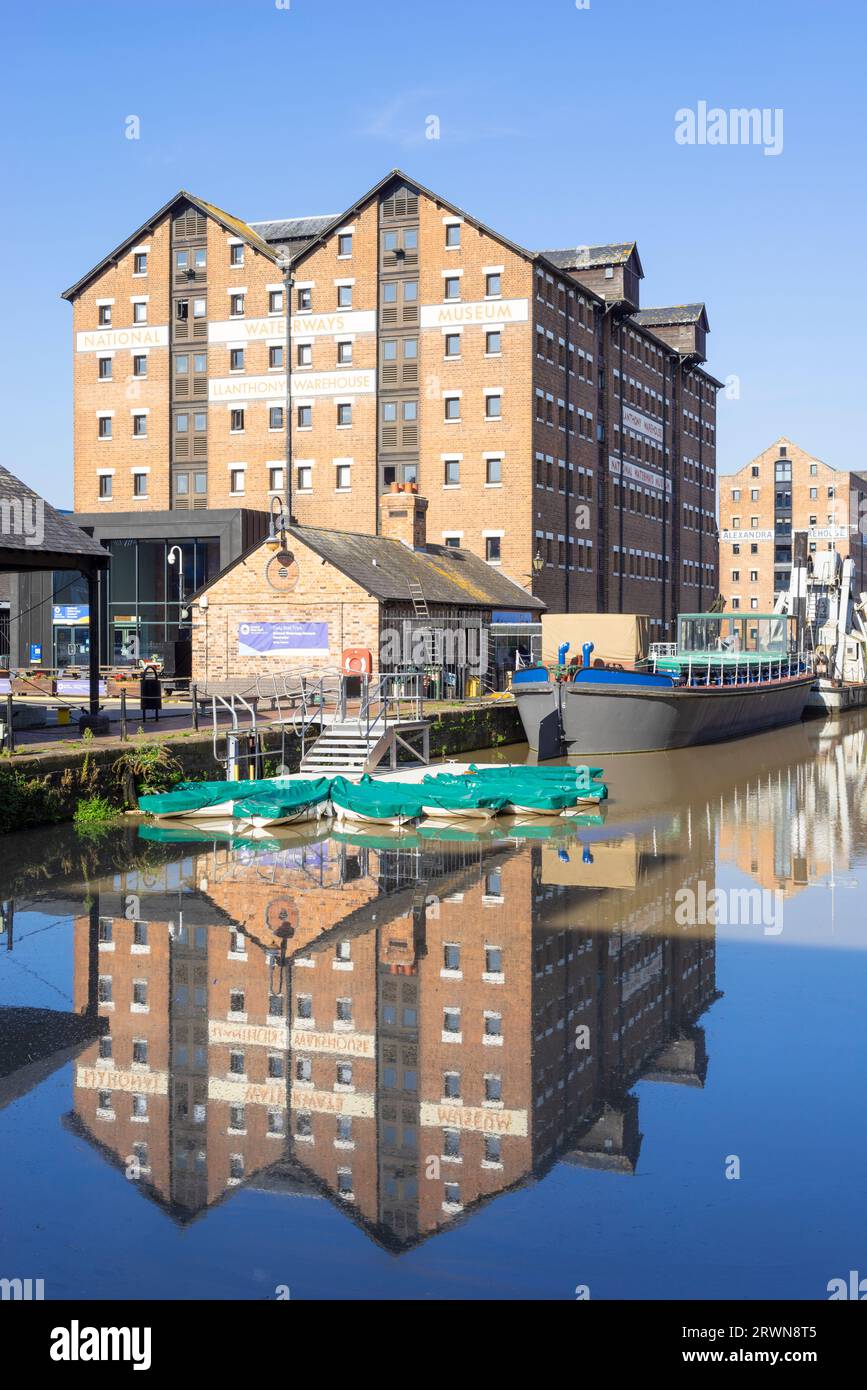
209, 1019, 289, 1049
290, 1088, 374, 1118
77, 326, 169, 352
208, 1078, 285, 1107
208, 311, 376, 343
291, 1029, 375, 1058
622, 405, 664, 445
77, 1067, 168, 1095
420, 297, 529, 328
419, 1103, 528, 1136
608, 455, 671, 495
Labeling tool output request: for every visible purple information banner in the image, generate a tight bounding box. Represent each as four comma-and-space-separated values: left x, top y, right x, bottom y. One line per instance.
237, 622, 329, 659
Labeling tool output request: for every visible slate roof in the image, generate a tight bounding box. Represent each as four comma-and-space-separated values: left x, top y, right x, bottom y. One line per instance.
0, 464, 108, 568
287, 525, 544, 611
543, 242, 639, 270
633, 304, 708, 328
249, 215, 339, 243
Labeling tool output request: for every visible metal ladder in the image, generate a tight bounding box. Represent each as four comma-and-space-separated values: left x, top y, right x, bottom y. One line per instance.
407, 579, 430, 620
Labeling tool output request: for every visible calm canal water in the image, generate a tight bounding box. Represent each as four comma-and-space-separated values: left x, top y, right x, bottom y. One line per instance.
2, 712, 866, 1301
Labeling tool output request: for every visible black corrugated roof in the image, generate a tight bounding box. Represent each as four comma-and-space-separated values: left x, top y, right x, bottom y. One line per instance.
0, 464, 108, 567
288, 525, 544, 611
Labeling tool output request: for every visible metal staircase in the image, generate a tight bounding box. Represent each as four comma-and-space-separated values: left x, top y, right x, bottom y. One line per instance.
299, 671, 430, 777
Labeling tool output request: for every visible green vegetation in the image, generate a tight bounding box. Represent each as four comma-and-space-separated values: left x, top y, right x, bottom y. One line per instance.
0, 768, 65, 835
113, 737, 184, 806
73, 795, 118, 833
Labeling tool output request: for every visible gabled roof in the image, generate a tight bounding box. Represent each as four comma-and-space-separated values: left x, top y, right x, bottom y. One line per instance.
0, 464, 108, 569
288, 525, 545, 610
280, 168, 543, 272
543, 242, 644, 276
633, 303, 709, 331
61, 191, 279, 301
194, 520, 544, 612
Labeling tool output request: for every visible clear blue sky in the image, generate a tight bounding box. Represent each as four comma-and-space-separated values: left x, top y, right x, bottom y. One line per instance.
1, 0, 863, 507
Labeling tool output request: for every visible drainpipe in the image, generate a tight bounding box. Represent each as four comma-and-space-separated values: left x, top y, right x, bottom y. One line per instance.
697, 375, 704, 611
279, 258, 295, 523
618, 325, 624, 611
563, 286, 572, 612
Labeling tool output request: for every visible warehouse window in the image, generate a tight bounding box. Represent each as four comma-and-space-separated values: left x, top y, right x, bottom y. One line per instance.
269, 345, 283, 369
486, 536, 501, 563
98, 474, 113, 499
230, 243, 244, 267
98, 356, 112, 380
230, 409, 245, 433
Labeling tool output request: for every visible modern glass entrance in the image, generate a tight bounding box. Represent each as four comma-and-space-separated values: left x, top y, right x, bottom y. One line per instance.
104, 536, 220, 666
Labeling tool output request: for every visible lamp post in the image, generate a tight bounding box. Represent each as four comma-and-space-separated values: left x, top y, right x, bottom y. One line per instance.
532, 550, 544, 576
167, 545, 184, 608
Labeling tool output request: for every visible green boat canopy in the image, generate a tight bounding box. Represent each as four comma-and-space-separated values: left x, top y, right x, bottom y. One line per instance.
232, 778, 332, 821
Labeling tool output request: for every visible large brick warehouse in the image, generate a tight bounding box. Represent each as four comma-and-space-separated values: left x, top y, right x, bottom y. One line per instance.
23, 169, 721, 670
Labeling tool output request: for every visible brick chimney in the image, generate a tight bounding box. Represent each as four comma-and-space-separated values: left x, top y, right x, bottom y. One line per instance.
380, 488, 428, 550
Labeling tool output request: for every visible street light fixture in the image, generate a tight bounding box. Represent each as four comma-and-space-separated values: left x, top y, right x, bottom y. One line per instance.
532, 550, 545, 575
167, 545, 184, 610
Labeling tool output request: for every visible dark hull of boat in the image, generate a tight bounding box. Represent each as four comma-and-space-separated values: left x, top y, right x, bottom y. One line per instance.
513, 682, 564, 757
562, 675, 815, 755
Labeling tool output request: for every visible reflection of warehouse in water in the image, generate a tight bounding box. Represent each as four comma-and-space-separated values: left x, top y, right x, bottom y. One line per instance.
56, 818, 719, 1249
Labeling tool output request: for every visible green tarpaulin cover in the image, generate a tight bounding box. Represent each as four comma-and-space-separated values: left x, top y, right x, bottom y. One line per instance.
233, 778, 332, 822
330, 775, 427, 820
138, 777, 296, 817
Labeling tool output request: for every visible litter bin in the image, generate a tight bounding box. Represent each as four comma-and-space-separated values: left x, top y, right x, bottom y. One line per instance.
140, 665, 162, 721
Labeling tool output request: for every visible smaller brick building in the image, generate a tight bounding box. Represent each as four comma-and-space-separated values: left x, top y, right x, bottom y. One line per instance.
190, 490, 544, 691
